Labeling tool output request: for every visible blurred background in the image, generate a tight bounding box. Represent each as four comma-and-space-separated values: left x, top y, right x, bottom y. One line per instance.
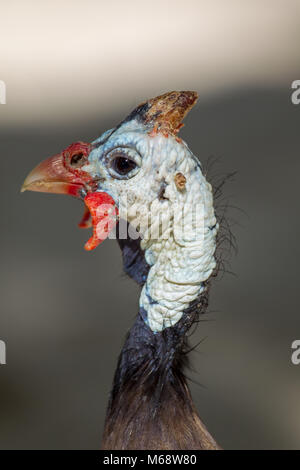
1, 0, 300, 449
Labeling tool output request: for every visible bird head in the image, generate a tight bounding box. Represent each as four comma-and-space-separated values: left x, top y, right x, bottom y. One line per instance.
22, 91, 218, 332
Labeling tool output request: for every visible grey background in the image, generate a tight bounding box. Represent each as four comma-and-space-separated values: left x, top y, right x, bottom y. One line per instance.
1, 0, 300, 450
1, 87, 300, 449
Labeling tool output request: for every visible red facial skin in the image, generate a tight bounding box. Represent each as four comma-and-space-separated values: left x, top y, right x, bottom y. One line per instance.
22, 141, 118, 251
65, 144, 119, 250
61, 142, 93, 195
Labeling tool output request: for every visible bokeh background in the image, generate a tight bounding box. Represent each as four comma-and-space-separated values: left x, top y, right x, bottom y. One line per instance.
1, 0, 300, 449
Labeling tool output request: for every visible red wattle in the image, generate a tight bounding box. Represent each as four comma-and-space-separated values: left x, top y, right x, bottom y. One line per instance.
83, 192, 118, 251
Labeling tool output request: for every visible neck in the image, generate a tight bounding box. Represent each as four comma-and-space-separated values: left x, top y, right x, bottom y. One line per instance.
101, 288, 219, 450
102, 163, 219, 449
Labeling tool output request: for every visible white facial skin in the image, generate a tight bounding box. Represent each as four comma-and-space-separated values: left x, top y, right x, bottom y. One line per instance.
84, 118, 218, 332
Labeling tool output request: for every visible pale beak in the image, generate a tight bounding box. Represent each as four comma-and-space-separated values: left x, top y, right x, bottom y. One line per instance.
21, 152, 87, 198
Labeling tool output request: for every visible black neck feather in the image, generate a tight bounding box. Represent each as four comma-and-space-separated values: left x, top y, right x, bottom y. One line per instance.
101, 226, 219, 449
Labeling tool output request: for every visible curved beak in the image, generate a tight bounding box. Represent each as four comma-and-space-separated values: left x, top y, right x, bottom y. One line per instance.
21, 152, 87, 198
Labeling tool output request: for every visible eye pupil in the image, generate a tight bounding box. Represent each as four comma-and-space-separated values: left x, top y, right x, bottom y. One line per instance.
107, 148, 140, 179
113, 156, 136, 175
70, 152, 84, 167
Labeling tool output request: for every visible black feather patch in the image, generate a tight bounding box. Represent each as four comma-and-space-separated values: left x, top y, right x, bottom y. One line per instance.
116, 221, 150, 286
101, 286, 220, 450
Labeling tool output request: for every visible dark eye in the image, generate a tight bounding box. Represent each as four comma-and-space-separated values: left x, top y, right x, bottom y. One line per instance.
112, 154, 137, 175
70, 152, 85, 168
106, 147, 141, 179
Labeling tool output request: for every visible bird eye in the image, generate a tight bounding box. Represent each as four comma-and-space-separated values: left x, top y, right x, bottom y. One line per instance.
112, 154, 136, 175
106, 148, 141, 179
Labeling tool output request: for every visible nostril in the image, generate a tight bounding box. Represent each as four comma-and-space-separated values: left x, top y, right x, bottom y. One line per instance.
70, 152, 85, 167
